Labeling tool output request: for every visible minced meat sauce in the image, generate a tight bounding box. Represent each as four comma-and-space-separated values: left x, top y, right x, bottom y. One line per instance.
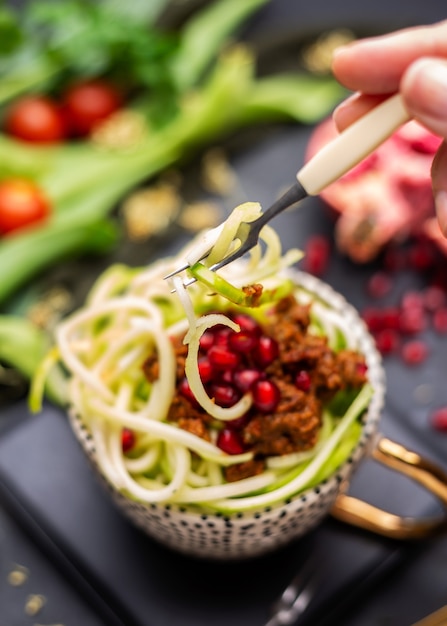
142, 294, 367, 482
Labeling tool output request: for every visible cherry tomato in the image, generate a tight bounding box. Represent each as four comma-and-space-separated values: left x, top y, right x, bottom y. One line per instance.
5, 96, 67, 144
62, 79, 122, 137
0, 179, 51, 235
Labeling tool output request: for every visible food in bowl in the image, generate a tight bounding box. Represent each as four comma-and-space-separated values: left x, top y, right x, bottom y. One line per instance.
47, 201, 384, 558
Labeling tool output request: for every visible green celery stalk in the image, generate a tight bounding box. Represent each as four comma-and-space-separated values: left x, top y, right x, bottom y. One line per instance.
170, 0, 270, 90
0, 217, 118, 305
0, 315, 67, 405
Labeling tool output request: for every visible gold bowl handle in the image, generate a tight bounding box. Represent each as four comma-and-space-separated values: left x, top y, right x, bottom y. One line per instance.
330, 436, 447, 539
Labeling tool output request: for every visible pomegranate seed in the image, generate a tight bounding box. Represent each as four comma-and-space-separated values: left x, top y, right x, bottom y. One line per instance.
401, 290, 424, 310
214, 328, 232, 346
179, 377, 198, 405
295, 370, 311, 392
408, 240, 435, 271
231, 312, 262, 336
226, 413, 250, 430
210, 382, 241, 407
254, 335, 279, 367
381, 307, 401, 330
367, 271, 393, 299
430, 407, 447, 432
423, 286, 446, 312
401, 340, 429, 366
252, 379, 281, 413
375, 328, 400, 355
228, 329, 258, 353
362, 307, 385, 333
433, 308, 447, 333
357, 362, 368, 376
399, 307, 427, 335
208, 344, 240, 370
303, 235, 330, 276
409, 132, 442, 154
217, 429, 245, 454
122, 428, 135, 453
233, 368, 264, 393
199, 330, 215, 352
198, 357, 213, 383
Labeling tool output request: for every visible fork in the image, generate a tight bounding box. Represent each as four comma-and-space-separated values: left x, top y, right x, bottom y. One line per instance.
165, 93, 409, 283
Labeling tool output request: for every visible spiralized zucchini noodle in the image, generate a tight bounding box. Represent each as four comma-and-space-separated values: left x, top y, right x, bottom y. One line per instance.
54, 202, 373, 512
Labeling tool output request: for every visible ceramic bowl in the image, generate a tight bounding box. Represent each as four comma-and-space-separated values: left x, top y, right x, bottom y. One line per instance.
69, 271, 392, 560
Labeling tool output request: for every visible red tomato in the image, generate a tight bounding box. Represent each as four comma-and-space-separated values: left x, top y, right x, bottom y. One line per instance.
5, 96, 67, 143
0, 179, 51, 235
62, 79, 122, 137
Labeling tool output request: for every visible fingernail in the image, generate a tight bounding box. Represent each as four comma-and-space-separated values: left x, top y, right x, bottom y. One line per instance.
405, 58, 447, 118
435, 190, 447, 236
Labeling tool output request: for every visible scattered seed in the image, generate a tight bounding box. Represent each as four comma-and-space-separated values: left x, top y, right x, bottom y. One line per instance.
24, 594, 46, 616
121, 183, 181, 240
200, 148, 237, 196
92, 110, 147, 151
7, 564, 29, 586
179, 201, 221, 232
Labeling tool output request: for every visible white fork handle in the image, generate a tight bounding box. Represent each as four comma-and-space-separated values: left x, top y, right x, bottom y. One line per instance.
297, 93, 410, 195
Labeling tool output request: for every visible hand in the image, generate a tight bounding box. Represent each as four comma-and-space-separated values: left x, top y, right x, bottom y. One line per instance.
331, 20, 447, 237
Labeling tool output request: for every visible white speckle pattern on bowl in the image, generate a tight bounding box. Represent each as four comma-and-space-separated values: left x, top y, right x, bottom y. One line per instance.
69, 271, 385, 560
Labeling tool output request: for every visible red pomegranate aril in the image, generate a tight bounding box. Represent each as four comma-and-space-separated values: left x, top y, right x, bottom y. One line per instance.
226, 413, 250, 430
121, 428, 135, 453
210, 382, 241, 407
401, 340, 429, 366
408, 240, 435, 271
295, 370, 311, 392
208, 344, 240, 370
356, 362, 368, 376
399, 307, 427, 335
217, 429, 245, 454
362, 307, 385, 333
198, 357, 213, 383
199, 330, 215, 352
433, 308, 447, 333
214, 328, 232, 346
375, 328, 400, 355
233, 368, 264, 393
367, 271, 393, 299
231, 312, 262, 336
381, 307, 401, 330
252, 379, 281, 413
179, 377, 198, 405
228, 329, 258, 353
401, 290, 424, 310
423, 286, 446, 312
303, 235, 330, 276
254, 335, 279, 367
430, 407, 447, 432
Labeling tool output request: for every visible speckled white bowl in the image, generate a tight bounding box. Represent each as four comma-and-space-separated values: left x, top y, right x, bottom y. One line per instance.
69, 271, 385, 560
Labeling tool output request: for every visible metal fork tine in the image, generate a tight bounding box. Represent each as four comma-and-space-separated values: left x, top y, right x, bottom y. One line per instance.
164, 181, 307, 285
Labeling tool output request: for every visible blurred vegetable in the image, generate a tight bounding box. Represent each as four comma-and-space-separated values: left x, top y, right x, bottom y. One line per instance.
0, 315, 67, 405
4, 95, 67, 143
0, 178, 51, 234
0, 0, 346, 403
62, 79, 122, 137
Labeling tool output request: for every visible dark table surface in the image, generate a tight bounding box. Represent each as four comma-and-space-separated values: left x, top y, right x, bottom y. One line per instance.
2, 1, 447, 625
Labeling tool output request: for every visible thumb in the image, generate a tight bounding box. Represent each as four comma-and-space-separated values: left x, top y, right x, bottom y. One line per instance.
432, 141, 447, 237
401, 57, 447, 138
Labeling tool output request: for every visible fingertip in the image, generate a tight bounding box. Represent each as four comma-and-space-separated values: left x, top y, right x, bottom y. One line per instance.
435, 190, 447, 237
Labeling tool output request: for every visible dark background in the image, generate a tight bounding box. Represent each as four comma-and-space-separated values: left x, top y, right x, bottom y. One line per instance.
1, 1, 447, 626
